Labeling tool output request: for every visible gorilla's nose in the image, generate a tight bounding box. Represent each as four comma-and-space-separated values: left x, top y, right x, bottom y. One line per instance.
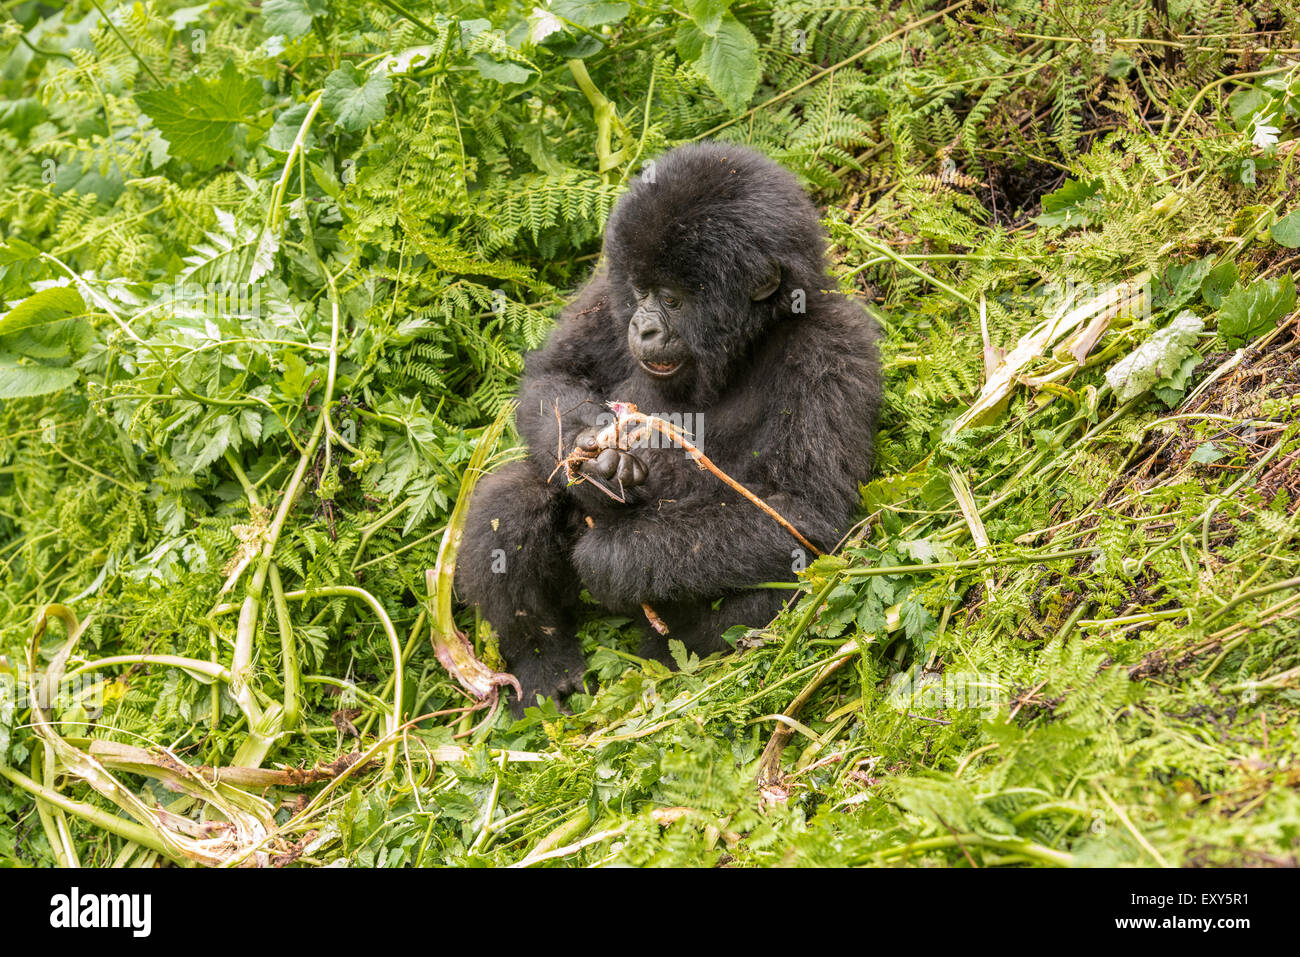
633, 311, 668, 345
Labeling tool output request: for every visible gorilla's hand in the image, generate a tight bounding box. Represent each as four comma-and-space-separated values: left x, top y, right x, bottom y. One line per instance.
573, 426, 647, 493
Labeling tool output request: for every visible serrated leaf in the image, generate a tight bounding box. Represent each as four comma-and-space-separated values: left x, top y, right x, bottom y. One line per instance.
685, 0, 730, 34
136, 60, 263, 168
1153, 256, 1212, 312
240, 408, 262, 444
1200, 260, 1237, 308
1106, 52, 1135, 78
552, 0, 630, 27
321, 64, 393, 131
668, 639, 700, 674
0, 360, 79, 398
190, 414, 240, 470
1152, 350, 1201, 408
0, 285, 85, 336
1034, 178, 1103, 228
1217, 275, 1295, 348
0, 237, 41, 265
1105, 311, 1204, 403
900, 594, 936, 650
860, 472, 924, 511
1270, 209, 1300, 248
676, 14, 758, 114
262, 0, 328, 39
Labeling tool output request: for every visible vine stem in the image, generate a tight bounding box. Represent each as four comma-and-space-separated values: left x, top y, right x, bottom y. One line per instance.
269, 564, 301, 731
1166, 64, 1295, 139
862, 832, 1073, 867
282, 585, 404, 749
230, 263, 341, 749
267, 92, 323, 233
846, 226, 977, 308
0, 765, 179, 862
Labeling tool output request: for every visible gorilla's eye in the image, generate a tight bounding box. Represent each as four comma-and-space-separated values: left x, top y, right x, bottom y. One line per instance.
662, 294, 681, 309
631, 286, 647, 299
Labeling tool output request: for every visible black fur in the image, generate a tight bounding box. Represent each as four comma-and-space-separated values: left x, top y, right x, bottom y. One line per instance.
455, 142, 882, 713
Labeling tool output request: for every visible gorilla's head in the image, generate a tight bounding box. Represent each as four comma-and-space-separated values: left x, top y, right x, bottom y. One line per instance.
604, 142, 829, 400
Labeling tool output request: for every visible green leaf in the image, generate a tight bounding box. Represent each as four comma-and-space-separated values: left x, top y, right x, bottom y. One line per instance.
860, 472, 924, 512
189, 414, 241, 470
667, 639, 700, 674
0, 317, 92, 359
900, 594, 936, 650
1105, 53, 1135, 78
720, 624, 753, 649
1154, 255, 1212, 311
685, 0, 731, 34
1152, 350, 1201, 408
1190, 442, 1224, 464
1034, 178, 1103, 228
469, 54, 534, 85
675, 14, 758, 114
1105, 310, 1204, 403
0, 662, 12, 764
136, 60, 263, 168
1227, 87, 1278, 130
267, 101, 316, 152
262, 0, 328, 39
1270, 209, 1300, 248
168, 4, 212, 30
0, 360, 78, 398
322, 65, 393, 131
1200, 260, 1237, 308
0, 97, 45, 137
1217, 275, 1295, 348
0, 286, 85, 337
0, 238, 41, 266
552, 0, 630, 27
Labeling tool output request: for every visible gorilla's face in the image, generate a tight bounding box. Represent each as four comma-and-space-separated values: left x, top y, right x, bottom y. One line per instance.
604, 142, 828, 401
620, 266, 781, 396
625, 282, 693, 382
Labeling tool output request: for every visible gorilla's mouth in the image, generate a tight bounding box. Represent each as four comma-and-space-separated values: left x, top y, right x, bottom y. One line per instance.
638, 359, 683, 379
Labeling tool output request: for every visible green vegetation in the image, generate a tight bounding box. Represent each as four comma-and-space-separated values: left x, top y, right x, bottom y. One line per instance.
2, 0, 1299, 867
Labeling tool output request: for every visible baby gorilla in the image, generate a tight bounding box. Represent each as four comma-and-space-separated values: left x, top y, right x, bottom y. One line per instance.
456, 142, 881, 713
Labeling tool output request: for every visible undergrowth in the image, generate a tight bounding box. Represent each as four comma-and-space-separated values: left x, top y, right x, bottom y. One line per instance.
1, 0, 1299, 867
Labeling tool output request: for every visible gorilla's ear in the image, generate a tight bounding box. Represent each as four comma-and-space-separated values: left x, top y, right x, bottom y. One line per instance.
749, 262, 781, 301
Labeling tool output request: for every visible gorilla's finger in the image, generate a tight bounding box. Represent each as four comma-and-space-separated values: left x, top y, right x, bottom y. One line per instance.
576, 429, 600, 453
616, 453, 647, 488
587, 448, 620, 479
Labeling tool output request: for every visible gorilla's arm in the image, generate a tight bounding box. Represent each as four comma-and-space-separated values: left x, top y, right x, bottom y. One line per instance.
572, 491, 834, 608
514, 274, 634, 503
573, 315, 880, 607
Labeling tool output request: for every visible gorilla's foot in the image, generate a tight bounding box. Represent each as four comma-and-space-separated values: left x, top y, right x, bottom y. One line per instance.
507, 644, 589, 718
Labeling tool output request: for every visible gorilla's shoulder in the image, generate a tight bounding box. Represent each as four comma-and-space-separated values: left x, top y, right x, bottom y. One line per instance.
798, 293, 881, 354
